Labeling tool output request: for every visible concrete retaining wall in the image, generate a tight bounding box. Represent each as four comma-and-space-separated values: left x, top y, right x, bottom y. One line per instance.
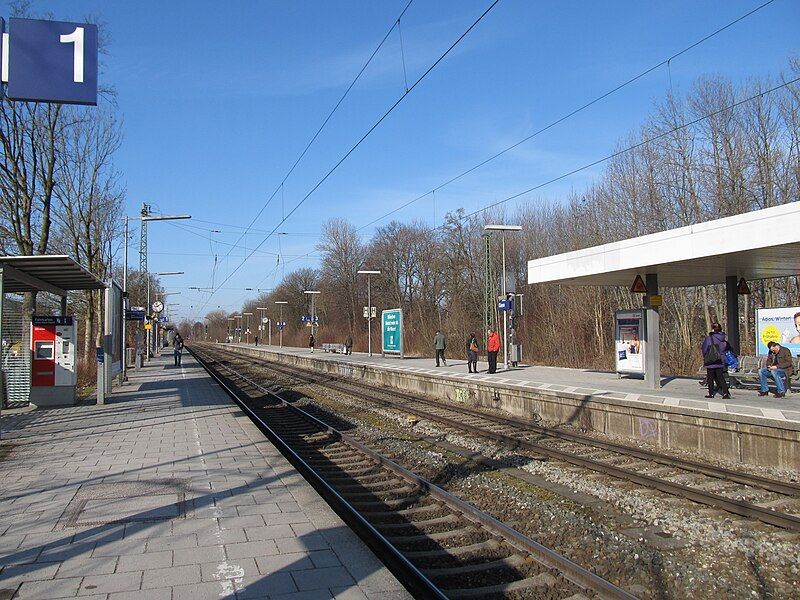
217, 344, 800, 470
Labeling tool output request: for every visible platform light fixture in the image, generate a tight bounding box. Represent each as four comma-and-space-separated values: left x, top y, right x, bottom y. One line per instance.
303, 291, 321, 338
357, 270, 381, 356
275, 301, 288, 347
257, 307, 272, 346
484, 224, 522, 371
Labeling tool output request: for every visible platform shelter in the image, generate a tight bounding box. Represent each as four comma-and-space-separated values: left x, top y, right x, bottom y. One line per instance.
0, 255, 106, 409
527, 203, 800, 388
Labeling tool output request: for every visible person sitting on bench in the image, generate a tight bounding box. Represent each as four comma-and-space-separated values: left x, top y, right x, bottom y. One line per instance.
759, 341, 793, 398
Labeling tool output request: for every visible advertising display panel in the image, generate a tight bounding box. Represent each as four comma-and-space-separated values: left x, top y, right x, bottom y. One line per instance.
105, 281, 123, 377
756, 307, 800, 356
381, 309, 403, 357
615, 309, 645, 375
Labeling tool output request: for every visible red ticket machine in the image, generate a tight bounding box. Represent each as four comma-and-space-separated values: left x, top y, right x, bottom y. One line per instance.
30, 316, 77, 406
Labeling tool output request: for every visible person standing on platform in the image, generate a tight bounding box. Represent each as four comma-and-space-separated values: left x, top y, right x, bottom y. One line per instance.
701, 322, 730, 399
466, 333, 479, 373
345, 334, 353, 355
759, 341, 793, 398
254, 335, 259, 347
172, 333, 183, 366
487, 328, 500, 374
309, 333, 316, 353
434, 330, 447, 366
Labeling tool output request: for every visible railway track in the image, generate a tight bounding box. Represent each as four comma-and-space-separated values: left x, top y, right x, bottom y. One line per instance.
190, 346, 638, 600
200, 343, 800, 533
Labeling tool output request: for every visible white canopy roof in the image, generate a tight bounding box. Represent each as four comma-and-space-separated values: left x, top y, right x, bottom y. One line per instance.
527, 203, 800, 287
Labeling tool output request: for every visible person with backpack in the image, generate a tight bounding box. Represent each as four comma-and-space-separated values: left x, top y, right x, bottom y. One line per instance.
466, 333, 479, 373
701, 322, 730, 399
172, 333, 184, 366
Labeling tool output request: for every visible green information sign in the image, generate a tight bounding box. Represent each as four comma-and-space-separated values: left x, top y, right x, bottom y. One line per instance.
381, 309, 403, 357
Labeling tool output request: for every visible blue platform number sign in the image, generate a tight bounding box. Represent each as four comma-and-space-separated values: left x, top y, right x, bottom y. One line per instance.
4, 18, 98, 105
381, 309, 403, 355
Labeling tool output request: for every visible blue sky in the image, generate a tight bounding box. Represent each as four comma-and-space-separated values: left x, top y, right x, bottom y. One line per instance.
4, 1, 798, 321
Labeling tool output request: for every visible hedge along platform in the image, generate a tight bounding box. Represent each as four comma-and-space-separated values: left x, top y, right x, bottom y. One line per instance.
221, 343, 800, 471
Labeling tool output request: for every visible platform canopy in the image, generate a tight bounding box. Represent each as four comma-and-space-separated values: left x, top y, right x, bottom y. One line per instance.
0, 255, 106, 296
527, 203, 800, 287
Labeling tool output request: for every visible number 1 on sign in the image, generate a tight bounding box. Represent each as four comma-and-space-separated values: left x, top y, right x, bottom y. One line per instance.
59, 26, 84, 83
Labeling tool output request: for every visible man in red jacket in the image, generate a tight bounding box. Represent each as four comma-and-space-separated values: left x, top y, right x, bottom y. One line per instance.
487, 328, 500, 374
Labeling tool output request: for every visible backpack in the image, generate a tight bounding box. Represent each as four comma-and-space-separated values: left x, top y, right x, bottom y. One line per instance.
703, 338, 722, 366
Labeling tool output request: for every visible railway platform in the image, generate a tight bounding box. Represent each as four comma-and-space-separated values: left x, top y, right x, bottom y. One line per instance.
224, 343, 800, 470
0, 353, 411, 600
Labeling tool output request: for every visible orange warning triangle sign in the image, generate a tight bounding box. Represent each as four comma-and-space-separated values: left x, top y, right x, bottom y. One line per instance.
630, 274, 647, 294
737, 278, 751, 295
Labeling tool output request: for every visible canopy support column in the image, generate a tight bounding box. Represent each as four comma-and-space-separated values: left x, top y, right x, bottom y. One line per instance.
0, 267, 4, 436
60, 296, 67, 316
726, 276, 740, 354
645, 273, 661, 389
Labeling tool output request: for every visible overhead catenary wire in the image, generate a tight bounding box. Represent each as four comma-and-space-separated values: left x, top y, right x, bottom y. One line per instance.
192, 0, 778, 318
457, 77, 800, 220
197, 0, 503, 315
199, 76, 798, 322
223, 0, 415, 261
355, 0, 778, 232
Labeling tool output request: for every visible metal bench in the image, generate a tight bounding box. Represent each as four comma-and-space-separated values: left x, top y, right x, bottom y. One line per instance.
728, 355, 796, 393
321, 343, 347, 354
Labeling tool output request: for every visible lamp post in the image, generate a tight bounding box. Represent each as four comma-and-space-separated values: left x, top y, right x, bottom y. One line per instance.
123, 212, 190, 366
123, 216, 130, 379
152, 273, 183, 356
257, 307, 271, 345
275, 301, 288, 347
304, 291, 321, 340
234, 315, 242, 343
243, 312, 253, 344
484, 224, 522, 371
157, 291, 181, 347
357, 270, 381, 356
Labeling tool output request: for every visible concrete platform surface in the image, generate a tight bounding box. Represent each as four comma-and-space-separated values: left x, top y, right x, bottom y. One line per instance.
230, 343, 800, 424
0, 353, 411, 600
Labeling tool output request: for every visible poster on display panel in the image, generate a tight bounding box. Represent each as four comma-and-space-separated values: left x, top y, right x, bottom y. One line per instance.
755, 307, 800, 356
615, 309, 645, 375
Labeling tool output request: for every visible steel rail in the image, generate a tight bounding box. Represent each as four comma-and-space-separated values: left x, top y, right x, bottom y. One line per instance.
223, 346, 800, 495
208, 345, 800, 532
191, 346, 639, 600
188, 348, 447, 600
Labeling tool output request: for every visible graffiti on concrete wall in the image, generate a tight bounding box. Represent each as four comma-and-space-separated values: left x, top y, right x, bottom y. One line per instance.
637, 416, 658, 439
